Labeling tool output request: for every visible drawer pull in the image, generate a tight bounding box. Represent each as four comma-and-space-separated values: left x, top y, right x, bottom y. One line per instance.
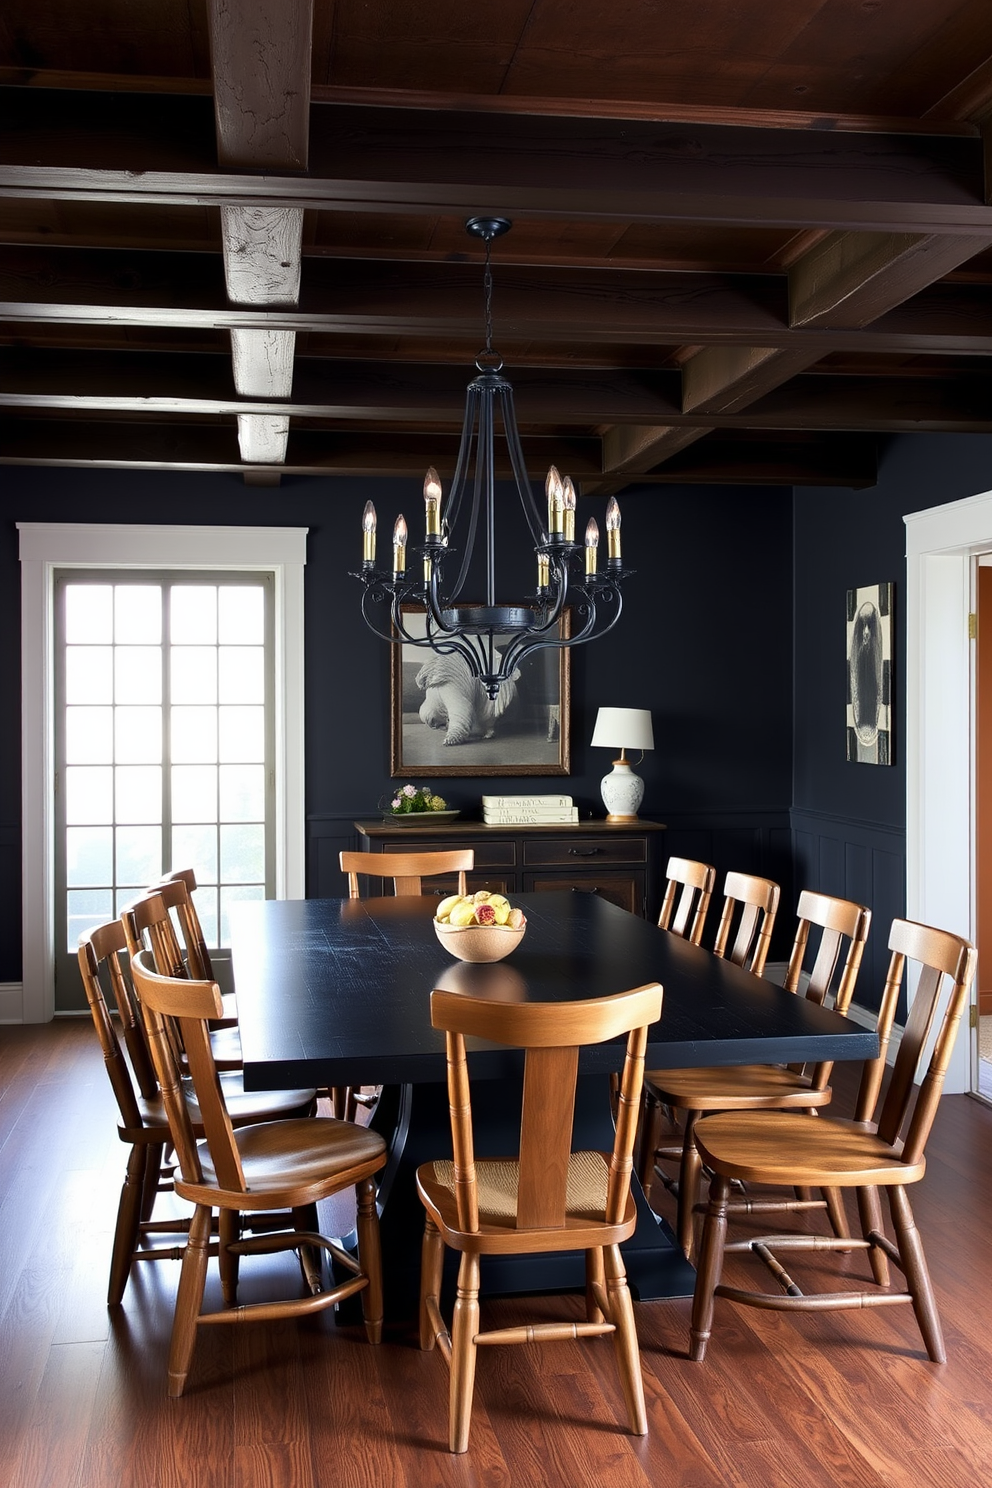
568, 847, 603, 857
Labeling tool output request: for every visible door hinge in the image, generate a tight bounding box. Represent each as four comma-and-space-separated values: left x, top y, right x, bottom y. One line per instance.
970, 1004, 979, 1029
969, 612, 978, 640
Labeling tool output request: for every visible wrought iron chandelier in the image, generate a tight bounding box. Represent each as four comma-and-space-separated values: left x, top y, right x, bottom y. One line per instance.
354, 216, 633, 699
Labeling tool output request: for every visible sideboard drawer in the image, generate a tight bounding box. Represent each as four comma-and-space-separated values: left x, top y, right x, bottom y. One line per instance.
380, 837, 517, 870
522, 836, 648, 868
523, 873, 645, 916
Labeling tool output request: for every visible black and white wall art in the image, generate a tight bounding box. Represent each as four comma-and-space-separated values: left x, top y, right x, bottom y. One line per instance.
846, 581, 893, 765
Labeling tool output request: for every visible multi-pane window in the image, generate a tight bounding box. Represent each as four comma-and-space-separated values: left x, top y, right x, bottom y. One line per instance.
56, 573, 274, 998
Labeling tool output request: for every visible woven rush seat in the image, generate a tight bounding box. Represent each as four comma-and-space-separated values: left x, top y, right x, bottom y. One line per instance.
424, 1149, 622, 1234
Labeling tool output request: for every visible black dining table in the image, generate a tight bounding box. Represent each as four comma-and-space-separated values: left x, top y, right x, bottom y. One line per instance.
231, 891, 878, 1314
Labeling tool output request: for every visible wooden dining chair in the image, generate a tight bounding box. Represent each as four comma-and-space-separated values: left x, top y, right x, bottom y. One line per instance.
712, 870, 780, 976
416, 979, 663, 1453
129, 948, 387, 1397
121, 892, 243, 1071
339, 847, 474, 899
151, 870, 238, 1025
640, 890, 871, 1258
78, 920, 315, 1305
335, 846, 475, 1120
657, 856, 716, 945
688, 917, 976, 1364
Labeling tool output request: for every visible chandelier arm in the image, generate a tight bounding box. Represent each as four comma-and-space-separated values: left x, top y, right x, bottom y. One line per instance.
441, 382, 481, 538
481, 385, 496, 608
498, 382, 549, 546
359, 584, 406, 644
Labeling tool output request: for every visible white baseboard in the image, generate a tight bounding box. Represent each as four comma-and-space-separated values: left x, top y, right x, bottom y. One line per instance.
0, 983, 24, 1023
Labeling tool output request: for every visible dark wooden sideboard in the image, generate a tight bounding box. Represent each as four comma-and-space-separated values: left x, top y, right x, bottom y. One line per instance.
353, 818, 667, 919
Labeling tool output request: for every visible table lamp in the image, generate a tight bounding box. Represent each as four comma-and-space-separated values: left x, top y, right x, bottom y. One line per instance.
590, 706, 654, 821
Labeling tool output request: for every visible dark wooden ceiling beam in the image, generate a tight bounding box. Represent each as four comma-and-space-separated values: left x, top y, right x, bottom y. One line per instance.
6, 350, 985, 433
0, 415, 875, 487
8, 247, 992, 354
3, 72, 980, 137
594, 222, 992, 485
2, 92, 990, 235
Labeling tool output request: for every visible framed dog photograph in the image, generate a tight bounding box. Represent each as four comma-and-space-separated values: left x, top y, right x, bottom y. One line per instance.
390, 606, 570, 777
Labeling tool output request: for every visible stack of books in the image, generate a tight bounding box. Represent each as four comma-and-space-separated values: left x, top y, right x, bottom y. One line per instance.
482, 794, 579, 824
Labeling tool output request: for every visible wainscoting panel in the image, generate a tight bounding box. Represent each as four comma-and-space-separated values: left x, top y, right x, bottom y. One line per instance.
307, 815, 364, 900
791, 810, 906, 1019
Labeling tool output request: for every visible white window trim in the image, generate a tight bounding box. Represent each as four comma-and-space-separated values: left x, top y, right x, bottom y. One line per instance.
905, 489, 992, 1094
18, 522, 307, 1024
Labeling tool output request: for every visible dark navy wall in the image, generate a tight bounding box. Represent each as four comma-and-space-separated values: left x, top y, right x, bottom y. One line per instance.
0, 466, 794, 983
792, 432, 992, 1008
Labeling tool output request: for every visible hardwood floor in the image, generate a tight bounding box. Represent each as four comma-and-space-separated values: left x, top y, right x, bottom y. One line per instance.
4, 1018, 992, 1488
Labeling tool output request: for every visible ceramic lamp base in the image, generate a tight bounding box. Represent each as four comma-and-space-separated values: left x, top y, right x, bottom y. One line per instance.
600, 758, 644, 822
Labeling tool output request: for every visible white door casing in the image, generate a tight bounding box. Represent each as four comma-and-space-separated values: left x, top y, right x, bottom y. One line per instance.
18, 523, 307, 1024
905, 489, 991, 1093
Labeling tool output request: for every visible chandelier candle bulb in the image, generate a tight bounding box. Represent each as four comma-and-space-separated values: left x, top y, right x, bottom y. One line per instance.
562, 477, 576, 543
546, 466, 564, 538
606, 497, 622, 561
393, 514, 408, 576
424, 467, 443, 538
362, 501, 377, 564
585, 518, 599, 575
537, 553, 550, 590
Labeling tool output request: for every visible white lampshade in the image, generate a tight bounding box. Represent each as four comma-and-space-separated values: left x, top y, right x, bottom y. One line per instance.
591, 706, 654, 753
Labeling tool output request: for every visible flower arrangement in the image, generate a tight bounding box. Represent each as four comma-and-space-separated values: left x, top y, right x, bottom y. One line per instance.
388, 783, 449, 815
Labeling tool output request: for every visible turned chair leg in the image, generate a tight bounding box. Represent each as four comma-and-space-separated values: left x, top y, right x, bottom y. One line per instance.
677, 1110, 703, 1260
419, 1217, 444, 1351
822, 1185, 851, 1242
449, 1252, 480, 1454
888, 1184, 945, 1363
355, 1177, 383, 1344
109, 1145, 148, 1306
604, 1244, 647, 1435
689, 1173, 731, 1362
168, 1203, 212, 1398
217, 1207, 240, 1305
140, 1141, 165, 1222
857, 1184, 891, 1286
637, 1089, 664, 1195
585, 1245, 606, 1324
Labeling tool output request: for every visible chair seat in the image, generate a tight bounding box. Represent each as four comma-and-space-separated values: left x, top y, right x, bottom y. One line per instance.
176, 1117, 387, 1211
693, 1110, 925, 1188
416, 1149, 638, 1254
647, 1064, 828, 1111
208, 1025, 243, 1070
122, 1074, 315, 1141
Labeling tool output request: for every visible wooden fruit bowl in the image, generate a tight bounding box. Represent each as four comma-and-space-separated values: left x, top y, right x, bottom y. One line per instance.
433, 918, 526, 963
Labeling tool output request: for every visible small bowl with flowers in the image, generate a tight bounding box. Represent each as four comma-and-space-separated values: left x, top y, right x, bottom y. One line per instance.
433, 891, 527, 962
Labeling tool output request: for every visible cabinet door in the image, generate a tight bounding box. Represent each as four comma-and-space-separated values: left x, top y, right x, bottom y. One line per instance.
522, 873, 646, 917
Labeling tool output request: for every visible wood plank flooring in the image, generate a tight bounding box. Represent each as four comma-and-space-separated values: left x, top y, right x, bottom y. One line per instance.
3, 1018, 992, 1488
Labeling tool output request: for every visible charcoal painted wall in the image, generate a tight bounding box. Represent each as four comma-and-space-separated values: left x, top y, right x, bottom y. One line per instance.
792, 432, 992, 1008
0, 465, 793, 985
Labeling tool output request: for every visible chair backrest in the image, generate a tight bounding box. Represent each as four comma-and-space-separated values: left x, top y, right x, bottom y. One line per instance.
781, 888, 872, 1089
430, 982, 663, 1234
857, 918, 976, 1166
711, 871, 780, 976
77, 919, 160, 1122
120, 889, 187, 978
156, 868, 214, 980
339, 848, 474, 899
130, 948, 248, 1194
657, 856, 716, 945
